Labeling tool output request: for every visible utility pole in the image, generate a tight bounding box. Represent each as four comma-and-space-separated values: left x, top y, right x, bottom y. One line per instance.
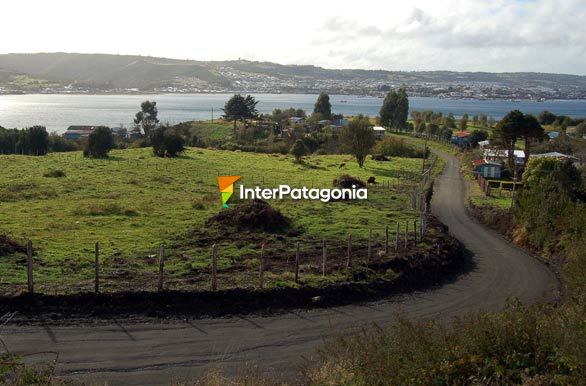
211, 107, 214, 123
511, 161, 517, 209
422, 138, 428, 174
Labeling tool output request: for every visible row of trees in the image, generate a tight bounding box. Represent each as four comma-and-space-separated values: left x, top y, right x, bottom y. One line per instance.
0, 126, 49, 155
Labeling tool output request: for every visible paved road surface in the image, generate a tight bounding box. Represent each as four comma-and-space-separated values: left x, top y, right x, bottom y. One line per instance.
2, 151, 558, 385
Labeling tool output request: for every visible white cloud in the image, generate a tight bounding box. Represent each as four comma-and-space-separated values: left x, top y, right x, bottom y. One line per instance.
0, 0, 584, 74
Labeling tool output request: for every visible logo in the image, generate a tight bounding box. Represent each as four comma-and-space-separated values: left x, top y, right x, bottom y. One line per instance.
217, 176, 241, 208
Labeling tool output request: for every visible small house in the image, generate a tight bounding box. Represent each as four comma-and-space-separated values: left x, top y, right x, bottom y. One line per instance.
472, 159, 502, 179
483, 149, 525, 165
333, 117, 349, 127
373, 126, 386, 139
451, 131, 471, 146
289, 117, 304, 125
478, 140, 490, 148
547, 131, 560, 140
63, 125, 96, 140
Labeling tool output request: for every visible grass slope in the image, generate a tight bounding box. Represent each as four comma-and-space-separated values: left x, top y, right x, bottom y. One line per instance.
0, 148, 427, 293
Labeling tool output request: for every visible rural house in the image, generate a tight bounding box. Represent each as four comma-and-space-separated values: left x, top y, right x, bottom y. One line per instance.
373, 126, 386, 139
472, 159, 503, 179
63, 125, 96, 140
451, 131, 471, 146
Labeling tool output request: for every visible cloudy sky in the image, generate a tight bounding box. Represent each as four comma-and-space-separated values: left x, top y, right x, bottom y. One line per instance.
1, 0, 585, 74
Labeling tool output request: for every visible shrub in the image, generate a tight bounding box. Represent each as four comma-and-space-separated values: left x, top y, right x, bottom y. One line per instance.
43, 169, 66, 178
374, 137, 425, 158
84, 127, 115, 158
48, 134, 80, 152
152, 126, 185, 157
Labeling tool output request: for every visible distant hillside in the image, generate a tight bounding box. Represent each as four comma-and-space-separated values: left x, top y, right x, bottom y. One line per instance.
1, 52, 585, 98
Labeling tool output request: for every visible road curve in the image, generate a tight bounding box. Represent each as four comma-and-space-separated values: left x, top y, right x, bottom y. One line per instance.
2, 151, 558, 385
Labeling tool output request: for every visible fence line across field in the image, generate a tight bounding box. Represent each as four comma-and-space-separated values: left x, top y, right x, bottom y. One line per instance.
18, 219, 430, 294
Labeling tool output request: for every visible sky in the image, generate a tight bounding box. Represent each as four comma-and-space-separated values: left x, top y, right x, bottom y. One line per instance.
1, 0, 585, 75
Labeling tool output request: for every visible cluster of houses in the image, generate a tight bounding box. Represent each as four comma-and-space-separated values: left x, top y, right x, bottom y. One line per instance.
281, 116, 387, 139
471, 139, 579, 180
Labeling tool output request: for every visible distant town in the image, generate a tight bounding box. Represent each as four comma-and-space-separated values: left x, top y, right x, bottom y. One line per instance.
1, 53, 585, 100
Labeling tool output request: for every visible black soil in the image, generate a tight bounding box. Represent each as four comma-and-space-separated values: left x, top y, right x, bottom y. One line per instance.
207, 199, 292, 233
0, 235, 26, 256
333, 174, 366, 189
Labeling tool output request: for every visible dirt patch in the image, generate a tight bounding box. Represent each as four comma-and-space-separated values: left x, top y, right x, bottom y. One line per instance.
207, 199, 292, 233
0, 235, 26, 256
333, 174, 366, 189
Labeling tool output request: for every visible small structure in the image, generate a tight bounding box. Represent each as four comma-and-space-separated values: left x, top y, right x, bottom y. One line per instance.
478, 140, 490, 148
531, 152, 578, 161
472, 159, 502, 179
333, 117, 349, 127
483, 149, 525, 165
547, 131, 560, 140
63, 126, 96, 140
289, 117, 304, 125
451, 131, 471, 146
373, 126, 386, 139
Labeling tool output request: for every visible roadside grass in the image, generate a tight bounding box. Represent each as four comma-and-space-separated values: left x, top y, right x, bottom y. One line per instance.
0, 147, 426, 293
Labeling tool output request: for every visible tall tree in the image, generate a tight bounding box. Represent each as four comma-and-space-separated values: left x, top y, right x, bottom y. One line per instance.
340, 115, 375, 167
494, 110, 544, 170
222, 94, 259, 132
494, 110, 525, 172
520, 114, 544, 163
379, 91, 397, 129
396, 87, 409, 130
314, 92, 332, 120
134, 101, 159, 137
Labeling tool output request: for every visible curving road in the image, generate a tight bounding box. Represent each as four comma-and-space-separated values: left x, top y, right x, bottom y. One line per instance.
2, 151, 558, 385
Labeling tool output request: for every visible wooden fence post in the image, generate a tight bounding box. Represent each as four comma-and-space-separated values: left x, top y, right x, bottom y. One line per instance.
322, 239, 327, 277
384, 225, 389, 254
26, 240, 34, 294
94, 241, 100, 294
211, 244, 217, 291
367, 229, 372, 263
404, 220, 409, 249
346, 235, 352, 267
413, 220, 418, 243
294, 242, 300, 284
420, 214, 424, 240
158, 245, 165, 292
395, 222, 399, 251
259, 243, 265, 289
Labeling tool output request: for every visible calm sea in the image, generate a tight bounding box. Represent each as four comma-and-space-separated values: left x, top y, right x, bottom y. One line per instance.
1, 93, 585, 133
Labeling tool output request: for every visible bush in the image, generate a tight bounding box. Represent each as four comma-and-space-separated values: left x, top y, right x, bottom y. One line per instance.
84, 127, 115, 158
48, 134, 79, 152
374, 137, 425, 158
152, 126, 185, 157
43, 169, 66, 178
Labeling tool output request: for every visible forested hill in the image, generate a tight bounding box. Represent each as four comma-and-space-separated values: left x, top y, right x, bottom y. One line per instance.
1, 52, 585, 98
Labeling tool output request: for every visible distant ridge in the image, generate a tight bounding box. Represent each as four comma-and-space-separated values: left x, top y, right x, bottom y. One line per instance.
1, 52, 585, 98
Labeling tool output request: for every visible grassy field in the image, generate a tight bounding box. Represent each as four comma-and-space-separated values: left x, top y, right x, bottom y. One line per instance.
0, 147, 434, 294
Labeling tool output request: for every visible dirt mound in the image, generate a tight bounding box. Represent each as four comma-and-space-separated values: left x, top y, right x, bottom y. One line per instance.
333, 174, 366, 189
207, 199, 292, 233
0, 235, 26, 256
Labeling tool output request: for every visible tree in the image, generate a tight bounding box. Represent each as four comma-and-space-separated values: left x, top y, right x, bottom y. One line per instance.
469, 129, 488, 147
151, 126, 186, 157
222, 94, 258, 132
538, 110, 557, 125
134, 101, 159, 137
340, 115, 375, 167
459, 113, 469, 131
380, 88, 409, 131
494, 110, 525, 171
85, 127, 114, 158
575, 121, 586, 137
290, 139, 308, 162
520, 114, 544, 163
314, 92, 332, 120
494, 110, 544, 170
